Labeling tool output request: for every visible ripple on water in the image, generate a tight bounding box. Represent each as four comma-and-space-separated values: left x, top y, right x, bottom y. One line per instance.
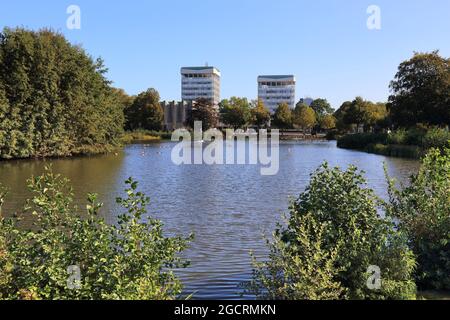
0, 141, 420, 299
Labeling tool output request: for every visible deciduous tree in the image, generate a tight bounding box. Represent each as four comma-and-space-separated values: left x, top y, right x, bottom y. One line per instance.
125, 88, 163, 131
0, 27, 124, 159
273, 103, 293, 129
219, 97, 252, 129
188, 98, 219, 130
389, 51, 450, 127
294, 104, 316, 132
251, 99, 271, 129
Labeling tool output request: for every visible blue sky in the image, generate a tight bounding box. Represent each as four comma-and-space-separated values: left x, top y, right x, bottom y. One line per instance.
1, 0, 449, 108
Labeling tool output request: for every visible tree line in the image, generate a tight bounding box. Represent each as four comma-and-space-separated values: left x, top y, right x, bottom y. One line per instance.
334, 51, 449, 156
1, 27, 448, 160
334, 51, 449, 133
0, 28, 125, 159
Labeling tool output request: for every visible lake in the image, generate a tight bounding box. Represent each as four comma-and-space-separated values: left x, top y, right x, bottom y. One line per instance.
0, 141, 420, 299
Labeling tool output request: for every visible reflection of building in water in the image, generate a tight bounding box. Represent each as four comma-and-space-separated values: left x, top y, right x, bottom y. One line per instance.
161, 100, 192, 131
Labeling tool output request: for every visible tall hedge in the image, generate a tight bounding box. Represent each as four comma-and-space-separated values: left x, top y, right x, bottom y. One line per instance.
0, 28, 124, 159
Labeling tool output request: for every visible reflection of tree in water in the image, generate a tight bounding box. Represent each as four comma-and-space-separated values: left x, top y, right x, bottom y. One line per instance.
0, 152, 125, 224
385, 157, 420, 186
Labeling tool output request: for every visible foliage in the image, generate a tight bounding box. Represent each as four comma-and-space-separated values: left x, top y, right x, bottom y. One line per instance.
337, 133, 388, 150
0, 185, 12, 297
251, 164, 417, 300
187, 98, 219, 130
342, 97, 368, 130
337, 128, 449, 158
310, 99, 334, 127
363, 103, 388, 131
335, 97, 388, 133
366, 144, 422, 159
251, 99, 271, 129
121, 131, 161, 144
386, 148, 450, 291
389, 51, 450, 127
387, 129, 408, 145
121, 130, 172, 144
0, 27, 125, 159
293, 104, 316, 131
219, 97, 252, 129
114, 88, 135, 129
320, 115, 337, 131
0, 168, 192, 300
422, 128, 450, 150
273, 103, 293, 129
125, 88, 163, 131
247, 213, 345, 300
334, 101, 353, 132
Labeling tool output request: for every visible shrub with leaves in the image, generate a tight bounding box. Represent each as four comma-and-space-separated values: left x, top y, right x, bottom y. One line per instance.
250, 164, 417, 300
247, 213, 345, 300
0, 185, 13, 298
387, 148, 450, 291
0, 168, 192, 300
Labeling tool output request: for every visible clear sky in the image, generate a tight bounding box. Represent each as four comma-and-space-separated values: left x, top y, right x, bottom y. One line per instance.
1, 0, 449, 108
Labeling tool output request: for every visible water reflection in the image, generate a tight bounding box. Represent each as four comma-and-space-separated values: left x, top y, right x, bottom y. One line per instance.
0, 141, 420, 299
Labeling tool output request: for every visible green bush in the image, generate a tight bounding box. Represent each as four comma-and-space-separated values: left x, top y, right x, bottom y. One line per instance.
325, 130, 341, 141
366, 144, 422, 159
121, 130, 162, 144
387, 129, 408, 145
0, 186, 12, 296
247, 213, 346, 300
338, 128, 448, 159
387, 148, 450, 291
0, 168, 192, 300
249, 164, 417, 300
422, 128, 450, 150
368, 143, 390, 156
337, 133, 388, 150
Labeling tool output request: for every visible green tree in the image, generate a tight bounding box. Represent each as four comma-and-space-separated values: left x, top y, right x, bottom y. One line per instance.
389, 51, 450, 127
294, 104, 316, 132
0, 168, 192, 300
342, 97, 369, 132
188, 98, 219, 130
334, 101, 353, 132
251, 163, 417, 300
335, 99, 388, 133
125, 88, 163, 131
251, 99, 271, 129
113, 88, 134, 130
273, 103, 293, 129
320, 114, 337, 130
387, 147, 450, 291
310, 99, 334, 119
219, 97, 252, 129
364, 102, 388, 132
0, 28, 124, 159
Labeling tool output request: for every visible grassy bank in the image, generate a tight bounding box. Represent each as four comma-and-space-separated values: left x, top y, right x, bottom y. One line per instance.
337, 128, 450, 159
121, 130, 173, 144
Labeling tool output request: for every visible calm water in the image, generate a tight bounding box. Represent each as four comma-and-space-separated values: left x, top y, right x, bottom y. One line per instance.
0, 141, 420, 299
